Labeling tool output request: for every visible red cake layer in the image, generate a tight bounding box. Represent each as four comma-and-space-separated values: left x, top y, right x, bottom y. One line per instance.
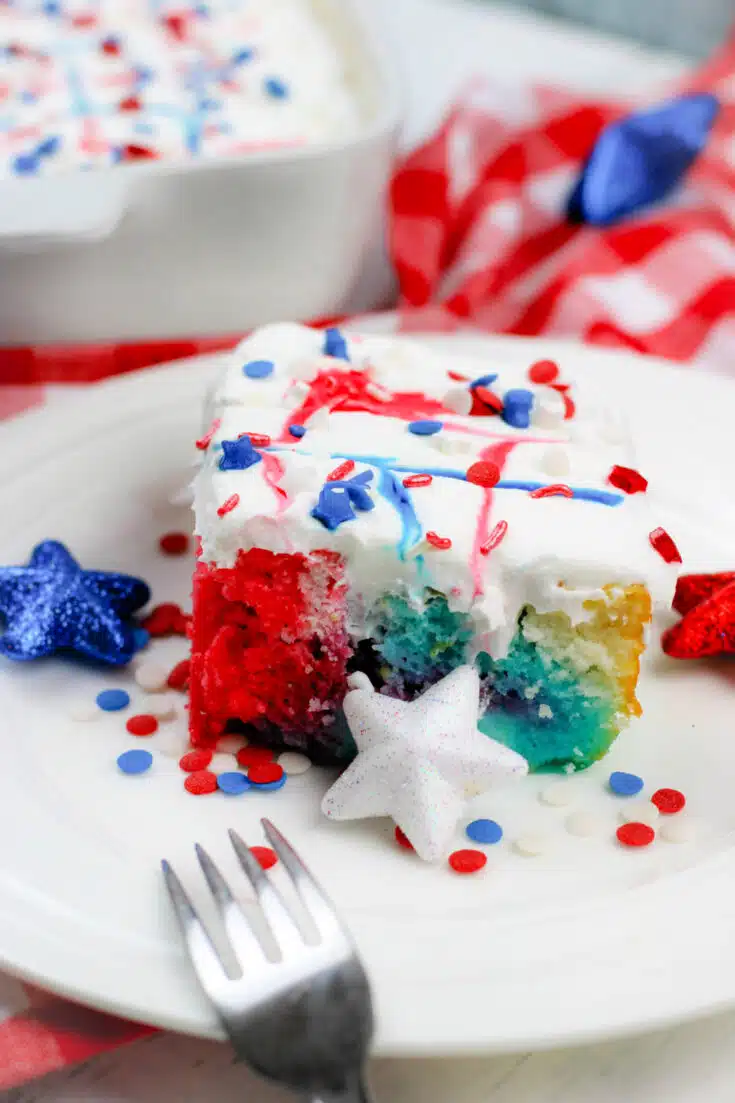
189, 548, 350, 749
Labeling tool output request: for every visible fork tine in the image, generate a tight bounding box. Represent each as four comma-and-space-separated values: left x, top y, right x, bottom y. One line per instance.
261, 819, 344, 942
161, 859, 229, 998
228, 829, 305, 957
194, 844, 269, 968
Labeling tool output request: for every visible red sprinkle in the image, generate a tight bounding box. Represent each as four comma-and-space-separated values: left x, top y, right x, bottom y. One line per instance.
616, 822, 655, 848
472, 386, 504, 414
126, 714, 158, 737
167, 659, 191, 691
530, 484, 574, 499
241, 432, 271, 448
122, 144, 158, 160
449, 849, 487, 874
195, 418, 221, 451
142, 602, 188, 637
327, 459, 356, 482
184, 770, 218, 795
447, 370, 469, 382
649, 527, 682, 564
248, 763, 285, 785
179, 749, 213, 772
480, 519, 508, 555
162, 12, 187, 38
101, 36, 120, 54
72, 13, 96, 26
394, 826, 414, 850
528, 359, 559, 385
159, 531, 190, 556
236, 746, 275, 769
608, 465, 648, 495
466, 461, 501, 488
651, 788, 686, 815
119, 95, 141, 111
250, 846, 278, 870
402, 473, 433, 488
217, 494, 240, 517
426, 531, 452, 550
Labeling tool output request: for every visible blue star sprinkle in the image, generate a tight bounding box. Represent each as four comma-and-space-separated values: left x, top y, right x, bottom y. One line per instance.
568, 93, 719, 227
0, 541, 150, 665
323, 327, 350, 361
219, 436, 262, 471
311, 471, 375, 531
501, 388, 534, 429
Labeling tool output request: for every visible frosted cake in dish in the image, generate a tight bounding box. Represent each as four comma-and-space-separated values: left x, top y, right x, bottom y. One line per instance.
189, 323, 679, 772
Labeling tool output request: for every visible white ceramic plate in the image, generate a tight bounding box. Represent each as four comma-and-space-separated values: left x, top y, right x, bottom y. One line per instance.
1, 332, 735, 1057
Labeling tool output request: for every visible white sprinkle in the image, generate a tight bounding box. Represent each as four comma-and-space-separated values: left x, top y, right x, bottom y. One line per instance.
538, 703, 553, 720
278, 751, 312, 776
565, 811, 607, 838
531, 389, 565, 429
134, 662, 169, 693
347, 671, 373, 693
540, 781, 575, 807
513, 832, 550, 857
217, 733, 249, 754
141, 694, 178, 721
618, 802, 658, 827
660, 817, 698, 844
442, 386, 472, 415
540, 446, 570, 476
68, 700, 100, 722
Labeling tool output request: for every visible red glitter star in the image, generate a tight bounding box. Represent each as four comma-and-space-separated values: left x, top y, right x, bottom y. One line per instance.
662, 572, 735, 659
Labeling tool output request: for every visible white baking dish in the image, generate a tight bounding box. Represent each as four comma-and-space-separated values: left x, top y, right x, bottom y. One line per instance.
0, 0, 400, 345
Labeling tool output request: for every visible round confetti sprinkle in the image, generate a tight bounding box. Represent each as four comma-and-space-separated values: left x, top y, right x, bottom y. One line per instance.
466, 461, 501, 488
408, 419, 443, 436
609, 770, 644, 797
618, 802, 658, 828
528, 359, 559, 384
142, 602, 188, 637
278, 751, 312, 776
651, 787, 686, 814
465, 818, 503, 845
248, 762, 284, 786
141, 694, 177, 721
243, 359, 274, 379
180, 749, 213, 772
472, 386, 504, 414
126, 714, 158, 737
426, 531, 452, 550
217, 734, 249, 754
659, 818, 697, 844
237, 746, 275, 769
68, 700, 100, 722
134, 661, 169, 693
617, 822, 655, 847
159, 531, 190, 556
184, 770, 218, 795
253, 776, 287, 792
540, 781, 575, 807
449, 849, 487, 874
565, 811, 607, 838
117, 749, 153, 775
96, 688, 130, 712
217, 771, 251, 795
394, 825, 414, 850
513, 833, 549, 857
250, 846, 278, 870
288, 424, 307, 438
167, 660, 191, 691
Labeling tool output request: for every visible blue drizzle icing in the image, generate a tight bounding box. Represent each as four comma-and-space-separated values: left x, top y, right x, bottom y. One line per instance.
376, 467, 422, 560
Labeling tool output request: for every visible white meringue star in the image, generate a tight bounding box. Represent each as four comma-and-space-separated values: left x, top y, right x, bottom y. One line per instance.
321, 665, 528, 861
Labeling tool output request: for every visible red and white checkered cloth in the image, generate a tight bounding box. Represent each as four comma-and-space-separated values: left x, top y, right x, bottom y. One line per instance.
0, 25, 734, 1094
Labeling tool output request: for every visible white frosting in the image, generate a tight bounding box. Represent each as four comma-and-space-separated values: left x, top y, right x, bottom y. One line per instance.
194, 323, 678, 659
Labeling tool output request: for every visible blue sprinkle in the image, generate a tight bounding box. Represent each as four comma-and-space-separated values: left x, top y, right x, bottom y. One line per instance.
12, 153, 38, 175
251, 775, 287, 792
323, 327, 349, 361
201, 97, 221, 112
243, 358, 274, 379
232, 47, 254, 65
21, 90, 37, 105
501, 388, 535, 429
469, 374, 498, 391
37, 134, 60, 157
609, 770, 644, 797
217, 771, 251, 795
43, 0, 60, 13
408, 420, 443, 436
97, 688, 131, 712
132, 627, 150, 652
466, 818, 503, 845
219, 436, 262, 471
135, 65, 154, 86
289, 424, 307, 439
117, 749, 153, 775
264, 76, 289, 99
312, 485, 356, 531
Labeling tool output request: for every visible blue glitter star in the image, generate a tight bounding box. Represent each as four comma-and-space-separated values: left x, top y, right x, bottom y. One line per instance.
219, 436, 262, 471
0, 541, 150, 665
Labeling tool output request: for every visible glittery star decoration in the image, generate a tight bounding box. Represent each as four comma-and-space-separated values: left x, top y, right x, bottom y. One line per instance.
662, 571, 735, 659
321, 665, 528, 861
0, 540, 150, 665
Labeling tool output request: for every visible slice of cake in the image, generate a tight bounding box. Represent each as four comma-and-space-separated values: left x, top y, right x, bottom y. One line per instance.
189, 323, 678, 771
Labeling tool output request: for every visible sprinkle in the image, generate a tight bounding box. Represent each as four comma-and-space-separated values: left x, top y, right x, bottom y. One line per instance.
134, 661, 169, 693
243, 359, 274, 379
13, 153, 38, 175
447, 370, 469, 382
502, 388, 535, 429
126, 714, 158, 737
264, 76, 289, 99
408, 419, 443, 436
651, 787, 686, 814
277, 751, 312, 775
142, 602, 188, 637
101, 36, 120, 54
219, 437, 262, 471
133, 627, 150, 651
250, 846, 278, 870
167, 659, 191, 691
122, 144, 158, 161
449, 849, 487, 874
37, 135, 60, 157
119, 95, 142, 111
618, 802, 658, 828
311, 473, 374, 530
217, 771, 251, 795
232, 47, 255, 65
288, 424, 307, 439
184, 770, 218, 795
237, 746, 275, 768
117, 749, 153, 775
529, 484, 574, 499
394, 826, 414, 850
513, 833, 550, 857
617, 822, 655, 847
159, 531, 190, 556
540, 781, 575, 807
217, 494, 240, 517
469, 374, 498, 391
323, 327, 350, 360
649, 527, 682, 564
327, 460, 356, 482
96, 689, 130, 712
465, 818, 503, 845
402, 473, 433, 488
607, 465, 648, 494
480, 519, 508, 555
528, 359, 559, 384
180, 749, 213, 772
195, 418, 221, 450
561, 393, 576, 420
472, 387, 504, 414
251, 776, 287, 792
659, 818, 698, 843
565, 811, 607, 838
248, 762, 284, 786
466, 461, 500, 488
426, 531, 452, 550
242, 433, 271, 447
609, 770, 644, 797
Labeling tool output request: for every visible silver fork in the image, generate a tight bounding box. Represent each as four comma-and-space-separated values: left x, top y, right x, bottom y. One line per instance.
162, 820, 374, 1103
